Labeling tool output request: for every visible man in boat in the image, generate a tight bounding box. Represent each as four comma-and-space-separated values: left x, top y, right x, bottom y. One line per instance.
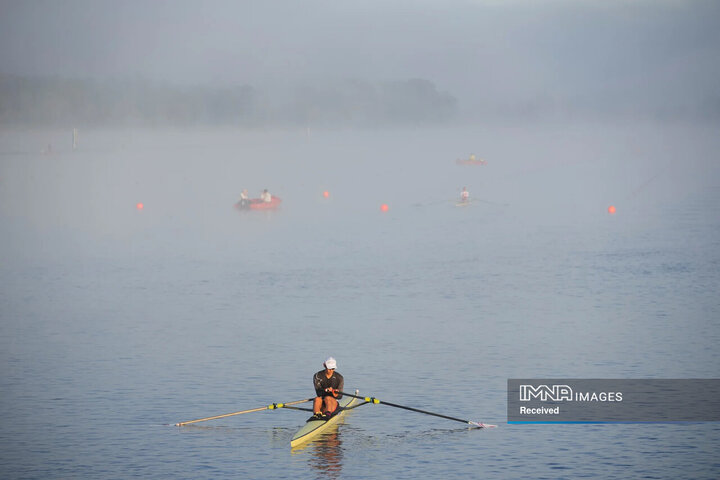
460, 186, 470, 203
260, 189, 272, 203
312, 357, 344, 419
238, 189, 250, 209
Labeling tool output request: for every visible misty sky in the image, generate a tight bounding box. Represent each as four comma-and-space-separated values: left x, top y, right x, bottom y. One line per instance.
1, 0, 719, 112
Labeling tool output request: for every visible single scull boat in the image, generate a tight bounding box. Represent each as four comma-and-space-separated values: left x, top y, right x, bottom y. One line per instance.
290, 390, 360, 448
174, 388, 494, 447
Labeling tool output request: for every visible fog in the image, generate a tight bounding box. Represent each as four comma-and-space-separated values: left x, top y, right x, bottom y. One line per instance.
1, 0, 719, 123
2, 122, 718, 270
1, 1, 719, 259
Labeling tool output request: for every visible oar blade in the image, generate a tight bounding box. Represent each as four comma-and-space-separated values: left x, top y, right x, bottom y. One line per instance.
469, 421, 497, 428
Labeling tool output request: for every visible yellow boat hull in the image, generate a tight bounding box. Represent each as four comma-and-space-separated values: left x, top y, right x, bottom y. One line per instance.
290, 392, 359, 448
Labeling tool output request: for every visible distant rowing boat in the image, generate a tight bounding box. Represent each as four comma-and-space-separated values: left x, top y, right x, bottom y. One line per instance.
456, 158, 487, 166
290, 391, 359, 448
235, 196, 282, 211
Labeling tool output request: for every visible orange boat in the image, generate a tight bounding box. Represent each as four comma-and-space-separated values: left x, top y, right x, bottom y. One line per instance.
236, 197, 282, 211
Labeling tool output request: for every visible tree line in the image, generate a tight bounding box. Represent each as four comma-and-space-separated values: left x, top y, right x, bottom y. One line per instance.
0, 75, 458, 128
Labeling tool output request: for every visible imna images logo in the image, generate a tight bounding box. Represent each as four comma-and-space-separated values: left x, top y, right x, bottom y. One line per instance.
519, 384, 573, 402
510, 379, 720, 423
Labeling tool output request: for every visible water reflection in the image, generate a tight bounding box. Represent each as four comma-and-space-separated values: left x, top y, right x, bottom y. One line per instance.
292, 425, 344, 480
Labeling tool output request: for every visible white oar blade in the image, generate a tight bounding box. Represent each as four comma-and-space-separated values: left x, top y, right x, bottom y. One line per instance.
469, 421, 497, 428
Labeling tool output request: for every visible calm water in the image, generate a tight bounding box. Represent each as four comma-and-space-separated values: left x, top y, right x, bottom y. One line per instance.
1, 123, 719, 479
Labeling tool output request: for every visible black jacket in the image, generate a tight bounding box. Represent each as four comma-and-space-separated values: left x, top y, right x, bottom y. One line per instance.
313, 370, 344, 398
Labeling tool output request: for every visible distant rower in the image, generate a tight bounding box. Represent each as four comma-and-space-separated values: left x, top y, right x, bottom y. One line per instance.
238, 189, 250, 209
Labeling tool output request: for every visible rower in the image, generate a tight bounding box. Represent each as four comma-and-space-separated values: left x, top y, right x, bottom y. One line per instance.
312, 357, 344, 419
260, 189, 272, 203
238, 189, 250, 209
460, 186, 470, 203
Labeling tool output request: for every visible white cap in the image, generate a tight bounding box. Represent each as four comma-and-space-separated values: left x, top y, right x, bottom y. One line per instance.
324, 357, 337, 369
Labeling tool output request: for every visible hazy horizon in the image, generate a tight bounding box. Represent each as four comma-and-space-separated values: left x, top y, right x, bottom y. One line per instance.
1, 0, 719, 123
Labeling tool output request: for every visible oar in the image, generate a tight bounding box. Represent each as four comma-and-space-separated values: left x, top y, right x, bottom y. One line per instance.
339, 391, 496, 429
175, 398, 314, 426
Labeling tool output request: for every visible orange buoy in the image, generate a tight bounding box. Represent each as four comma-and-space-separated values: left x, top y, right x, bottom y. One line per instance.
608, 205, 616, 214
380, 204, 389, 212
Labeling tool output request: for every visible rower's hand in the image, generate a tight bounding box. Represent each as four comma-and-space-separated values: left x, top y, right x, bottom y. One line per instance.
325, 388, 338, 396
